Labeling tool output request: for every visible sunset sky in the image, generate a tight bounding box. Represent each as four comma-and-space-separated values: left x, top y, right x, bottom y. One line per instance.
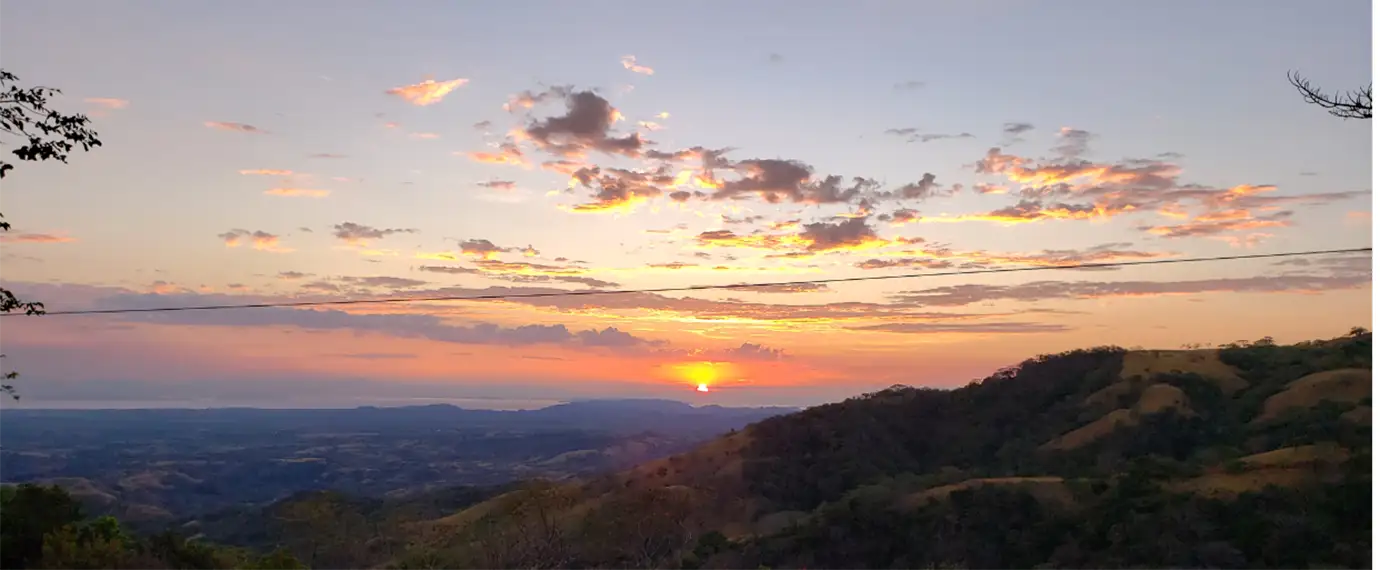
0, 0, 1372, 409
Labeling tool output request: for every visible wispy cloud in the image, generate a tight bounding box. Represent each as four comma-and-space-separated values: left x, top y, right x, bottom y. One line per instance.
0, 232, 76, 244
331, 222, 418, 246
620, 55, 655, 75
204, 121, 266, 134
385, 77, 469, 106
84, 98, 129, 110
264, 187, 331, 198
239, 169, 294, 176
217, 229, 289, 252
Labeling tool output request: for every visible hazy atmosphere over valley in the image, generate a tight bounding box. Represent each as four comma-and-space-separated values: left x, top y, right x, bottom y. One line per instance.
0, 0, 1371, 409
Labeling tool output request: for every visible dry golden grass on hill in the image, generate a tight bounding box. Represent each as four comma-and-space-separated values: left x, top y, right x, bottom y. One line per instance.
1170, 468, 1319, 498
1240, 443, 1349, 468
1169, 444, 1353, 498
1341, 405, 1371, 424
1046, 383, 1194, 450
904, 477, 1072, 508
1042, 409, 1138, 450
1257, 368, 1372, 422
1133, 384, 1193, 415
1119, 349, 1248, 393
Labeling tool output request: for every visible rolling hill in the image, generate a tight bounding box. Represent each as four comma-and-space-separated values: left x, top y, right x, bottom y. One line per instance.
373, 331, 1371, 569
5, 332, 1370, 568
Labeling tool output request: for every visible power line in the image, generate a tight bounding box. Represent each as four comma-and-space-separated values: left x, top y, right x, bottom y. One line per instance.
2, 247, 1369, 318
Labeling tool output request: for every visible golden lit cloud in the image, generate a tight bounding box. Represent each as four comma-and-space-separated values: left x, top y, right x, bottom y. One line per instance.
217, 229, 290, 252
239, 169, 294, 176
462, 141, 529, 167
264, 188, 331, 198
385, 77, 469, 106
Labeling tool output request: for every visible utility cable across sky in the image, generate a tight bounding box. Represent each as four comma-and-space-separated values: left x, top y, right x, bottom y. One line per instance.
0, 247, 1370, 318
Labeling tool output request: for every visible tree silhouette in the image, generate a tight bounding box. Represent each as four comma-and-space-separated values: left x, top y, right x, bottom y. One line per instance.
1287, 70, 1372, 120
0, 70, 103, 398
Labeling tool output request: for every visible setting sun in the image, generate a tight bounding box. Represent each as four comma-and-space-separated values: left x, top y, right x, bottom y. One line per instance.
696, 383, 709, 393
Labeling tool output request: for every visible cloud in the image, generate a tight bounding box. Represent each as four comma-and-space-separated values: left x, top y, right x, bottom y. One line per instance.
473, 120, 493, 130
768, 53, 785, 64
217, 229, 288, 252
1053, 127, 1093, 158
523, 90, 645, 158
872, 173, 956, 201
850, 322, 1071, 334
1141, 210, 1292, 238
334, 276, 428, 290
93, 291, 663, 350
417, 264, 619, 289
84, 98, 129, 110
699, 342, 788, 361
463, 141, 529, 167
0, 233, 76, 244
854, 242, 1171, 271
477, 180, 517, 190
564, 165, 667, 213
264, 187, 331, 198
204, 121, 266, 134
893, 80, 926, 91
734, 282, 831, 294
503, 86, 572, 112
277, 271, 311, 280
620, 55, 655, 75
711, 160, 876, 204
385, 77, 469, 106
918, 132, 975, 143
331, 222, 418, 246
329, 352, 417, 360
887, 259, 1371, 307
1003, 122, 1034, 136
309, 153, 347, 159
239, 169, 294, 176
409, 132, 441, 140
457, 238, 537, 259
798, 217, 887, 252
884, 128, 975, 144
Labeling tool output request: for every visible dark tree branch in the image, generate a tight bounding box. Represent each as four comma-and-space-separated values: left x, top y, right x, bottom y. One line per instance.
1288, 70, 1372, 120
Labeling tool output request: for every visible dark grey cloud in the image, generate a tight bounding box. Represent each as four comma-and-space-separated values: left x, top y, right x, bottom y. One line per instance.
524, 90, 645, 158
477, 180, 516, 190
799, 217, 880, 251
711, 160, 876, 204
1052, 128, 1093, 159
332, 222, 419, 244
1003, 122, 1034, 136
887, 262, 1371, 307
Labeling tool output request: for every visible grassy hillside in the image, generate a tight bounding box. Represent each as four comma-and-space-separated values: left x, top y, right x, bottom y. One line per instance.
384, 330, 1371, 569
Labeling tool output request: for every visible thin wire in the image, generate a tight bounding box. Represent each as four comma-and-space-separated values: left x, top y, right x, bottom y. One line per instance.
3, 247, 1369, 317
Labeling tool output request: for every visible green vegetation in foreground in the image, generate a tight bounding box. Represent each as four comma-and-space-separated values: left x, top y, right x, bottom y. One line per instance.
0, 483, 304, 569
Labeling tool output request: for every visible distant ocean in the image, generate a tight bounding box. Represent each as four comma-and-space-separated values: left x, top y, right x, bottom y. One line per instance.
0, 397, 568, 411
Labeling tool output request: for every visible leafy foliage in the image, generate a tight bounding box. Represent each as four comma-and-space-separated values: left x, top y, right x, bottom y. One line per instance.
0, 483, 305, 569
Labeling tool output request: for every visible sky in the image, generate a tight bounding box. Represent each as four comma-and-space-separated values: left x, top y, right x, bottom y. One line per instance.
0, 0, 1372, 409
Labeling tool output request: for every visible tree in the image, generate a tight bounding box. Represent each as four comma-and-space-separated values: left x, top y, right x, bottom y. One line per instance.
1287, 70, 1372, 120
0, 70, 103, 399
